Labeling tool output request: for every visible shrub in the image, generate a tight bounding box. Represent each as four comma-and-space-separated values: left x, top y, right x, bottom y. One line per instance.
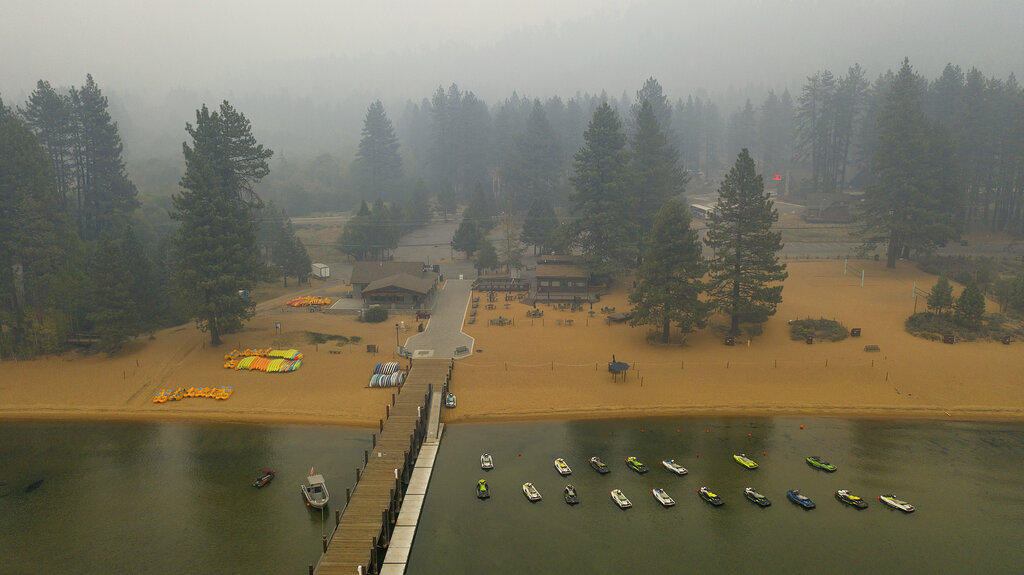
789, 318, 849, 342
360, 306, 389, 323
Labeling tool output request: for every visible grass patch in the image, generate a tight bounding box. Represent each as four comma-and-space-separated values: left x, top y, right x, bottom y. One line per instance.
789, 318, 849, 342
905, 313, 1024, 342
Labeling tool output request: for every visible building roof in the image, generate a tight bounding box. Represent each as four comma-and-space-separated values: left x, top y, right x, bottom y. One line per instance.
362, 273, 437, 296
535, 263, 587, 279
350, 261, 429, 285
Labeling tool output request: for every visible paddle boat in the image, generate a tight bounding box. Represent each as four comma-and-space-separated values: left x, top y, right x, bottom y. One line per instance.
480, 453, 493, 469
564, 484, 579, 505
252, 469, 275, 488
652, 488, 675, 507
697, 486, 723, 506
476, 479, 490, 499
661, 459, 688, 475
301, 473, 330, 509
554, 458, 572, 475
879, 494, 915, 513
445, 393, 457, 408
806, 456, 837, 472
522, 482, 542, 501
625, 456, 648, 474
835, 490, 869, 508
744, 487, 771, 507
733, 453, 759, 469
787, 489, 816, 509
589, 456, 611, 474
610, 489, 632, 508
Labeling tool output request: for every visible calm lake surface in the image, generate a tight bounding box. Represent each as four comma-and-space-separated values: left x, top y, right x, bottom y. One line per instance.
1, 418, 1022, 574
407, 418, 1024, 574
0, 421, 372, 574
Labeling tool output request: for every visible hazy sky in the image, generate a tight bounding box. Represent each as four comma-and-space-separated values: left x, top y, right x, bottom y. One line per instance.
3, 0, 1022, 104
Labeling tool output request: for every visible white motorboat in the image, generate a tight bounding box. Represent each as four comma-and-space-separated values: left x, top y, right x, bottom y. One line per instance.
522, 482, 542, 501
879, 494, 915, 512
652, 488, 675, 507
554, 458, 572, 475
610, 489, 632, 508
301, 472, 329, 509
480, 453, 493, 469
661, 459, 688, 475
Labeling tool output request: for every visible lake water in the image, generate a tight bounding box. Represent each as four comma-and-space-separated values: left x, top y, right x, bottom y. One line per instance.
0, 421, 372, 574
1, 418, 1022, 574
406, 418, 1024, 574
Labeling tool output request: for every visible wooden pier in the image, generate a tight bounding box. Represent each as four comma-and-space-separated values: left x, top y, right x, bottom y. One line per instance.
311, 358, 452, 575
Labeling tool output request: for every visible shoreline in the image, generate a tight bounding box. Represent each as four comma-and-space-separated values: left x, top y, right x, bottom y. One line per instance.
3, 403, 1022, 428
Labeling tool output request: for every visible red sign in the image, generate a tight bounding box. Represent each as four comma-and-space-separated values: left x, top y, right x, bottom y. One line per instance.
772, 174, 783, 181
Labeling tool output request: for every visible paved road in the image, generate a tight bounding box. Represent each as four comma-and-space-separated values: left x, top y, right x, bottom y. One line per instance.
403, 279, 474, 360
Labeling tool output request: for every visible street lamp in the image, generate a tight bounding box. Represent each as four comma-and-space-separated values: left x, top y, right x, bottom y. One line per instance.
395, 323, 400, 351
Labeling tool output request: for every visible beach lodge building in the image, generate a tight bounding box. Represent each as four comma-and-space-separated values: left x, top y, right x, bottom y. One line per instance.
349, 261, 439, 310
534, 255, 593, 302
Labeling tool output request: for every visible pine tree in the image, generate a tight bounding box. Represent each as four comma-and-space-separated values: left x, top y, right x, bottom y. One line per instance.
474, 237, 499, 274
858, 59, 962, 268
631, 77, 673, 138
68, 74, 139, 239
354, 100, 403, 201
463, 182, 496, 231
406, 178, 433, 228
629, 200, 710, 343
569, 103, 635, 276
452, 220, 483, 257
502, 100, 563, 208
19, 80, 75, 211
172, 101, 271, 346
87, 233, 138, 353
120, 224, 157, 330
338, 201, 373, 260
955, 279, 985, 327
705, 149, 788, 336
1009, 270, 1024, 314
926, 276, 954, 315
521, 198, 557, 255
631, 99, 687, 259
1, 104, 77, 357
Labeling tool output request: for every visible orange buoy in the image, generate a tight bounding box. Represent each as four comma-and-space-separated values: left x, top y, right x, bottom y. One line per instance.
747, 433, 752, 437
641, 429, 645, 433
800, 425, 804, 429
763, 451, 767, 456
706, 429, 710, 433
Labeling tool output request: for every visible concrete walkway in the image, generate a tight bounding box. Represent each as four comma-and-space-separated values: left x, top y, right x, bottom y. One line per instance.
403, 279, 474, 360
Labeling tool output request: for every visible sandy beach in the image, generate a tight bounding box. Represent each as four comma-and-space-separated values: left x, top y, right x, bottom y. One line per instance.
2, 260, 1022, 427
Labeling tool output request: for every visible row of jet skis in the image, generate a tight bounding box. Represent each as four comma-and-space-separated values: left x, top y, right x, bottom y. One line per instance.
474, 453, 915, 513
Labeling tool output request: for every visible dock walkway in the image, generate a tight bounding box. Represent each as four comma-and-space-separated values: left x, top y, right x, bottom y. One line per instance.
312, 359, 452, 575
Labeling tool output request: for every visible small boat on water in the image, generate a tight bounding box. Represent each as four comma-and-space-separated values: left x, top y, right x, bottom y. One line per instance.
554, 458, 572, 475
522, 482, 542, 501
252, 469, 275, 488
652, 488, 675, 507
445, 393, 457, 408
301, 472, 329, 509
698, 486, 723, 506
744, 487, 771, 507
610, 489, 632, 508
476, 479, 490, 499
806, 456, 837, 472
733, 453, 759, 469
564, 484, 579, 505
787, 489, 816, 509
625, 456, 648, 474
480, 453, 493, 469
661, 459, 688, 475
589, 456, 611, 474
836, 489, 868, 508
879, 494, 915, 513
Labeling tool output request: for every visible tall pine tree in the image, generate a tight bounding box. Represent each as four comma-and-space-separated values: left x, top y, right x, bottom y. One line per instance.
569, 103, 635, 276
172, 101, 271, 345
705, 149, 788, 336
354, 100, 403, 201
631, 99, 687, 260
629, 200, 709, 343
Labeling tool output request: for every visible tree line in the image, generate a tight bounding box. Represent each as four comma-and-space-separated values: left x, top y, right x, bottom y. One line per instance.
1, 78, 309, 356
